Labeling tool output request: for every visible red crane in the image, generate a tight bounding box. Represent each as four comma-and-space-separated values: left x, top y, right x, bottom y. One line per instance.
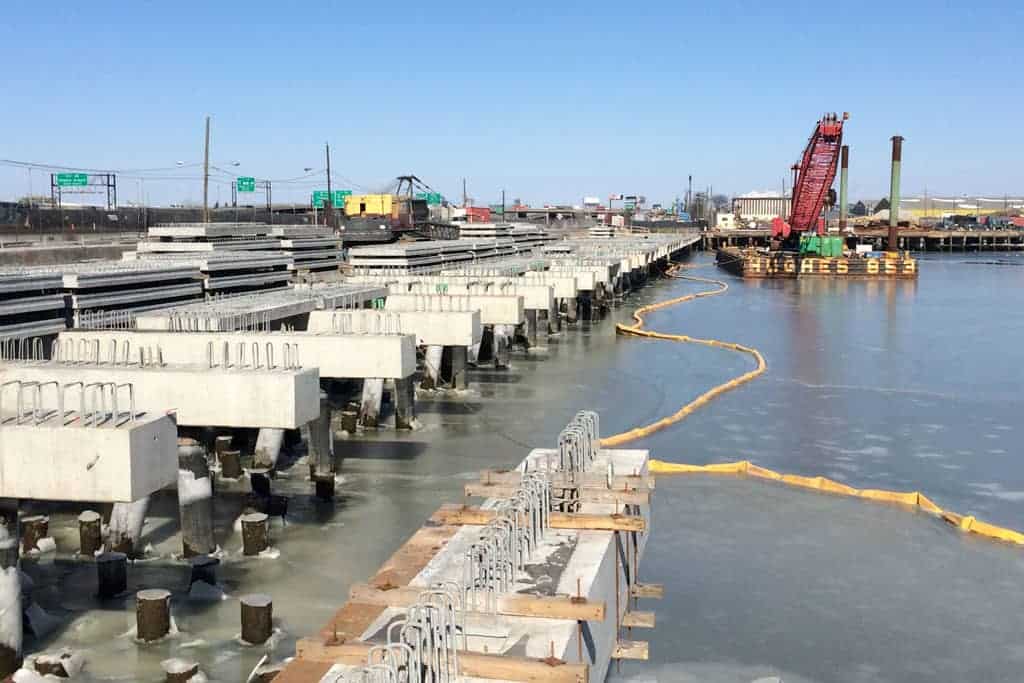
771, 113, 847, 245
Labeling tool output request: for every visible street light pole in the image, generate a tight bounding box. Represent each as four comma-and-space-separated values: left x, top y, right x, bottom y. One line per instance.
202, 115, 211, 223
325, 142, 333, 228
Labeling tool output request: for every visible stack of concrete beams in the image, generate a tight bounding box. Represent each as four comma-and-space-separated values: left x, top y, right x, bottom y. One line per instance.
508, 223, 557, 249
270, 225, 344, 273
124, 251, 294, 296
0, 268, 67, 342
457, 223, 553, 252
457, 223, 514, 239
279, 235, 344, 273
588, 225, 618, 238
133, 222, 345, 292
348, 239, 522, 274
61, 262, 204, 328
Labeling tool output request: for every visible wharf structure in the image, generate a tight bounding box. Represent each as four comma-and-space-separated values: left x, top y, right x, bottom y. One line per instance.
703, 227, 1024, 252
0, 229, 698, 678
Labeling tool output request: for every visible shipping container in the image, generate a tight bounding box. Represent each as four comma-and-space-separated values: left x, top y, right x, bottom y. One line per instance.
466, 207, 491, 223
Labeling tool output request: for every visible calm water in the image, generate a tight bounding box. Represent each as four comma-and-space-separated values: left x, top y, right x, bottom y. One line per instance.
26, 251, 1024, 681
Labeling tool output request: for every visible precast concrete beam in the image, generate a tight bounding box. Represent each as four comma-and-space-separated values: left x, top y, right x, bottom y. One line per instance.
58, 329, 416, 381
390, 281, 552, 313
384, 293, 524, 327
0, 362, 319, 429
306, 309, 481, 348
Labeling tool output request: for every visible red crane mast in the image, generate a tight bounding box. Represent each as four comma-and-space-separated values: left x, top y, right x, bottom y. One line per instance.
772, 112, 847, 243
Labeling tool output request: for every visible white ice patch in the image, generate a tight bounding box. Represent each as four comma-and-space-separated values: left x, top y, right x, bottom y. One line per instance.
912, 452, 945, 459
0, 525, 16, 551
178, 471, 213, 506
863, 433, 894, 443
0, 567, 22, 651
257, 547, 280, 560
969, 482, 1024, 502
29, 648, 85, 677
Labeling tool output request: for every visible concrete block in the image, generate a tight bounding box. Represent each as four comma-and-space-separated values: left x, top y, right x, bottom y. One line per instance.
0, 413, 177, 502
0, 362, 319, 429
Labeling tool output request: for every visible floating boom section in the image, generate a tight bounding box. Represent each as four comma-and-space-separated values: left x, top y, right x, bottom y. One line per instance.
774, 113, 845, 240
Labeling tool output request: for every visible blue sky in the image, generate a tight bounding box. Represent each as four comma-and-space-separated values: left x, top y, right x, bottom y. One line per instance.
1, 0, 1021, 207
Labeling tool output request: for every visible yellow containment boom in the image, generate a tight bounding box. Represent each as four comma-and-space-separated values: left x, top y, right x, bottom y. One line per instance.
649, 458, 1024, 547
600, 267, 765, 447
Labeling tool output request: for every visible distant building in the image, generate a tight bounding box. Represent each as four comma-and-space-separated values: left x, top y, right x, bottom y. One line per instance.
716, 213, 738, 230
733, 193, 791, 221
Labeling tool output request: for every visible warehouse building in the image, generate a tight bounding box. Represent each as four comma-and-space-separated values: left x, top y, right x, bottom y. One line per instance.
733, 193, 791, 221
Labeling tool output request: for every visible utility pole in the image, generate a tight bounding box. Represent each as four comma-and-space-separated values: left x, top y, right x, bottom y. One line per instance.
501, 189, 505, 221
325, 142, 333, 227
202, 115, 211, 223
462, 178, 467, 206
888, 135, 904, 253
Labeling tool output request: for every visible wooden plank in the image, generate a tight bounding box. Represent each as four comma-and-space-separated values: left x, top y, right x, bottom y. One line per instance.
434, 504, 646, 532
278, 523, 463, 681
296, 639, 589, 683
466, 482, 650, 506
315, 523, 462, 644
612, 640, 649, 661
349, 583, 606, 621
270, 659, 333, 683
479, 469, 654, 490
621, 611, 656, 628
630, 583, 664, 599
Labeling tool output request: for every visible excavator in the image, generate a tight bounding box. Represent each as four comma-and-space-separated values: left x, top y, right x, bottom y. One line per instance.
771, 112, 847, 250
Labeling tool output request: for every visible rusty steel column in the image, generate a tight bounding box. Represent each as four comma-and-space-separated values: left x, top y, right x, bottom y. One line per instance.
888, 136, 904, 253
838, 145, 849, 231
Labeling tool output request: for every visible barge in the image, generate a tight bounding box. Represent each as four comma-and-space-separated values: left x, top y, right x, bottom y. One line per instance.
716, 246, 918, 279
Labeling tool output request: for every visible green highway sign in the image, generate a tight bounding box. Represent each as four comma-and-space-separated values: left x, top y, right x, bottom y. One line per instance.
56, 173, 88, 187
236, 176, 256, 192
312, 189, 352, 208
415, 191, 442, 205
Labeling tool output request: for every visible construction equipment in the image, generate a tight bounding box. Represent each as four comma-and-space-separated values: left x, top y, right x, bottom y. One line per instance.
771, 113, 848, 248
